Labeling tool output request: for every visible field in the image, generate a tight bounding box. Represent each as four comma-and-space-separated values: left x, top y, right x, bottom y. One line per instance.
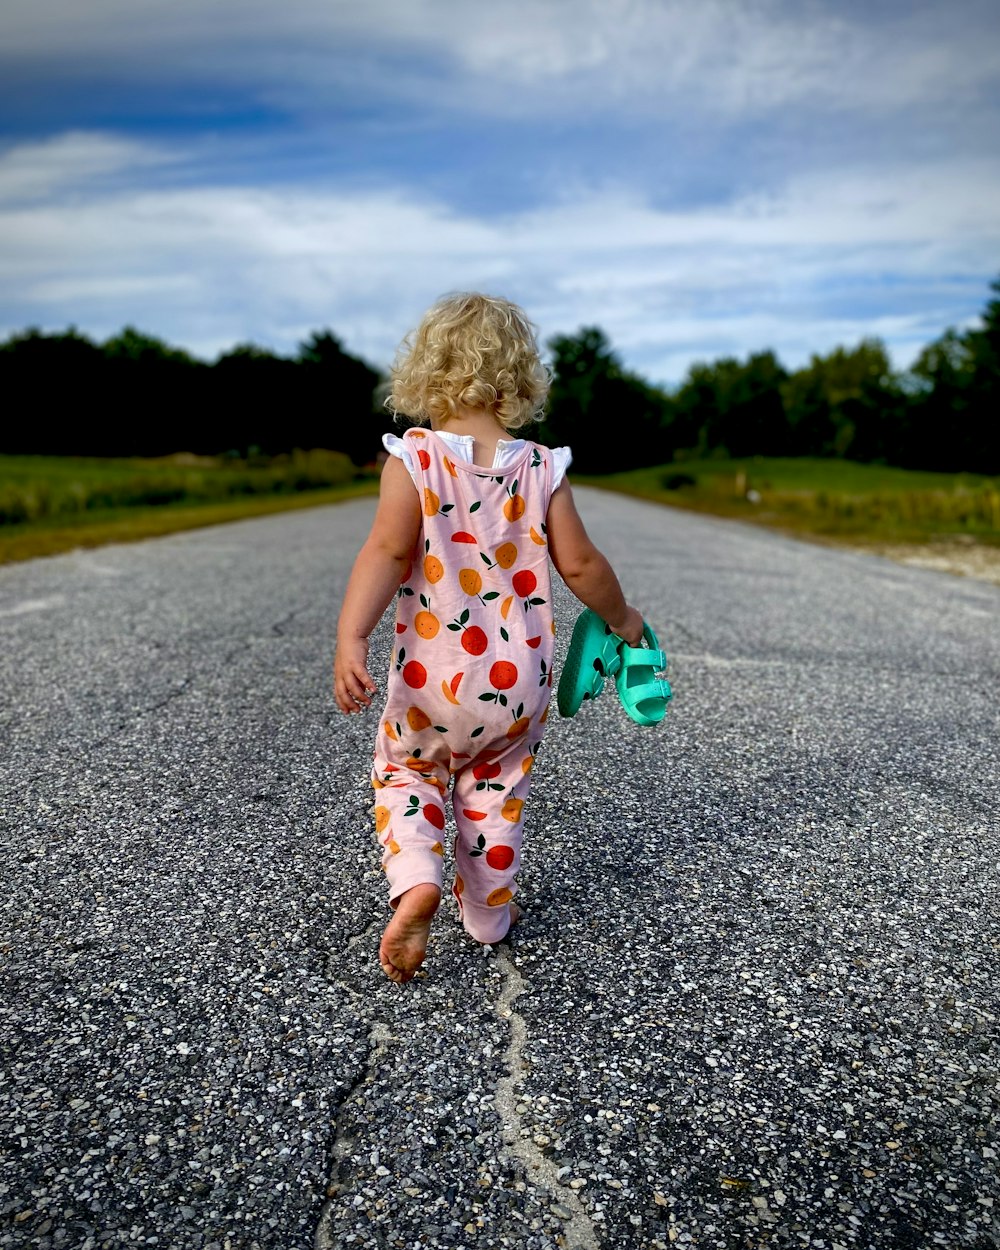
0, 452, 379, 563
2, 452, 998, 568
577, 457, 1000, 546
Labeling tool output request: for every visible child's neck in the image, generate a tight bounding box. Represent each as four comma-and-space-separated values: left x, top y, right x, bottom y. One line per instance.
432, 407, 514, 468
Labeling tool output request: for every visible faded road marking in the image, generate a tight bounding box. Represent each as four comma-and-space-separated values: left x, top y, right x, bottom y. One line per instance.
0, 596, 66, 618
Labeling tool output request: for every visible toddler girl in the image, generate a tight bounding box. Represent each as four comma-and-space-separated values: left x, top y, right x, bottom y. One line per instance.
334, 293, 643, 983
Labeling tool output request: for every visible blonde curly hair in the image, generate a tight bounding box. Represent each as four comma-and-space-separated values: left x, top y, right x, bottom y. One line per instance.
385, 292, 550, 431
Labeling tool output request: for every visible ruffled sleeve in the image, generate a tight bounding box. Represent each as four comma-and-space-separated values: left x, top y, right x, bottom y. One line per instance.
382, 432, 418, 484
551, 445, 572, 490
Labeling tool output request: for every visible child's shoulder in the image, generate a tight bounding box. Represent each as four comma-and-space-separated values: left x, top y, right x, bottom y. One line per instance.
533, 441, 573, 489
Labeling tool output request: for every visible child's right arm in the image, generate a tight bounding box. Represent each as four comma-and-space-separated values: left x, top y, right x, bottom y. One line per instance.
546, 479, 644, 646
334, 456, 422, 714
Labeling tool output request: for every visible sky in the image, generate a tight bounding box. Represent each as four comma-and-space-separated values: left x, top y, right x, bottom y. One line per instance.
1, 0, 999, 385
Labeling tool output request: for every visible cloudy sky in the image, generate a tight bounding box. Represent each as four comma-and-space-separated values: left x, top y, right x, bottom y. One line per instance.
1, 0, 998, 383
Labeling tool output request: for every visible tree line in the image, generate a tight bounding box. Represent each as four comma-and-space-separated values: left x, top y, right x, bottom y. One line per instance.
539, 277, 1000, 475
2, 276, 997, 474
0, 328, 382, 466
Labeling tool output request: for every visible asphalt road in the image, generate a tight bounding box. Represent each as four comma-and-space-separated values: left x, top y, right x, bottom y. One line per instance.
2, 489, 998, 1250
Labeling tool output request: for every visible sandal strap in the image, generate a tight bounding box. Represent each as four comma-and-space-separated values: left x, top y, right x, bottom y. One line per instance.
627, 676, 673, 703
596, 642, 623, 677
619, 645, 666, 672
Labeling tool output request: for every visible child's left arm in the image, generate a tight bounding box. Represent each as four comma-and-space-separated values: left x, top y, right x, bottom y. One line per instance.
334, 456, 422, 714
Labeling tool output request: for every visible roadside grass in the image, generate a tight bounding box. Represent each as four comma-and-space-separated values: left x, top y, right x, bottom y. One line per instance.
4, 451, 999, 567
576, 457, 1000, 547
0, 452, 379, 564
0, 449, 364, 523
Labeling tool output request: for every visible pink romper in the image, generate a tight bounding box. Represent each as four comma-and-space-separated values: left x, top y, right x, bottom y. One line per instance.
372, 427, 558, 944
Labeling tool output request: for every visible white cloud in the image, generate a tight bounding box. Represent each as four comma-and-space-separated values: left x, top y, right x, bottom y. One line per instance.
0, 132, 169, 203
1, 131, 996, 379
3, 0, 997, 123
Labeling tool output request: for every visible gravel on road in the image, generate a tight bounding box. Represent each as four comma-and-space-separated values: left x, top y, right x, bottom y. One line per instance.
1, 489, 998, 1250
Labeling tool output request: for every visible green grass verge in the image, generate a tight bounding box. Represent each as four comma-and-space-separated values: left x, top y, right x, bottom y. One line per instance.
5, 452, 998, 567
0, 450, 365, 524
576, 457, 1000, 547
0, 476, 379, 565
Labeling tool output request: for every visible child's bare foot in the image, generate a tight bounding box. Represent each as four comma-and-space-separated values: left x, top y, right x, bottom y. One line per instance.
379, 884, 441, 984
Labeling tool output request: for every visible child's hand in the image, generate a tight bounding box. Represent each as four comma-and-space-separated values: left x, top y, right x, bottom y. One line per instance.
607, 605, 644, 649
334, 637, 377, 714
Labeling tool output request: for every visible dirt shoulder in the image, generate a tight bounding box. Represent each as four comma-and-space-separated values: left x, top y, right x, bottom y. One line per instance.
844, 539, 1000, 587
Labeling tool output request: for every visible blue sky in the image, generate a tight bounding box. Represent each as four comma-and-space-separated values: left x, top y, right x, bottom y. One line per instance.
1, 0, 998, 384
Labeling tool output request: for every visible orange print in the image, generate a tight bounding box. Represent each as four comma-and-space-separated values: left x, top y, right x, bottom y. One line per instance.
424, 554, 444, 583
461, 626, 488, 656
414, 607, 440, 638
441, 670, 464, 705
489, 661, 518, 690
501, 797, 524, 823
487, 886, 513, 907
486, 845, 515, 870
495, 542, 518, 569
402, 660, 427, 688
406, 706, 432, 732
503, 495, 526, 522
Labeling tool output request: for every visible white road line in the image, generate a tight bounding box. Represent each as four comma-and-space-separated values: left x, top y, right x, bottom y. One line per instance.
0, 595, 66, 618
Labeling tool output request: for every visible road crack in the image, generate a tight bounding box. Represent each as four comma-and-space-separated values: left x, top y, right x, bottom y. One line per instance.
312, 918, 385, 1247
272, 604, 304, 636
313, 1019, 390, 1250
494, 947, 600, 1250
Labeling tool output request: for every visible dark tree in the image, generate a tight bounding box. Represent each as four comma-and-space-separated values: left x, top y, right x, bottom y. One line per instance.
1, 328, 109, 454
0, 325, 383, 460
905, 293, 1000, 473
539, 327, 670, 472
781, 339, 902, 461
669, 352, 789, 458
296, 331, 383, 464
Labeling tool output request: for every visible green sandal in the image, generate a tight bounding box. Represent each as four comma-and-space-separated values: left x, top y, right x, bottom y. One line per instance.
615, 623, 673, 725
556, 608, 623, 718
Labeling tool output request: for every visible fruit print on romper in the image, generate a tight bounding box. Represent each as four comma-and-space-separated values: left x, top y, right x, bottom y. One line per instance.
372, 428, 557, 944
